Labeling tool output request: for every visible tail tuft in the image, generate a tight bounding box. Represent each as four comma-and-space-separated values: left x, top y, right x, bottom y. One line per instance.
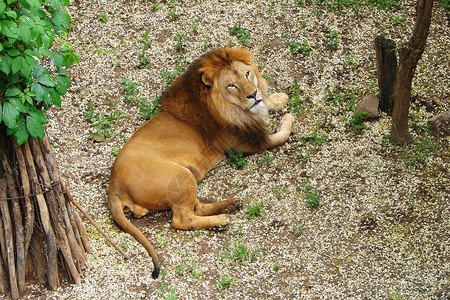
152, 266, 160, 279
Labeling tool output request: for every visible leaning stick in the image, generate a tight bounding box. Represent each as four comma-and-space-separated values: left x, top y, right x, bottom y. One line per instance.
59, 180, 130, 260
13, 142, 35, 263
0, 179, 19, 299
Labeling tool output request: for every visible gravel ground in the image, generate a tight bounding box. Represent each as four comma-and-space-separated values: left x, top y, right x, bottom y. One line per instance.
19, 0, 449, 299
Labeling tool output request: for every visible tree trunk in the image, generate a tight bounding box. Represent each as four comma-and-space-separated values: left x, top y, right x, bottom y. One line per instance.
0, 127, 91, 299
390, 0, 434, 144
375, 35, 397, 115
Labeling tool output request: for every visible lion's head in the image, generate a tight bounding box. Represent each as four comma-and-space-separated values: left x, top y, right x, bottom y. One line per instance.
160, 48, 270, 147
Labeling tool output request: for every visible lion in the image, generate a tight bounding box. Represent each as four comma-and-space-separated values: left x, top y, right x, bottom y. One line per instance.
108, 48, 294, 279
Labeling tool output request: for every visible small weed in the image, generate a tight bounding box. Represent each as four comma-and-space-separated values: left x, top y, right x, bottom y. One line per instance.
220, 241, 260, 264
174, 252, 199, 278
289, 40, 312, 55
391, 15, 405, 25
344, 54, 355, 67
325, 89, 358, 112
174, 32, 189, 52
228, 24, 251, 46
111, 147, 119, 156
138, 29, 152, 49
140, 95, 162, 120
121, 77, 141, 104
227, 148, 248, 168
258, 150, 273, 166
168, 9, 180, 20
150, 4, 161, 12
97, 13, 107, 23
85, 101, 129, 142
296, 146, 315, 168
191, 18, 199, 34
219, 275, 233, 290
349, 112, 368, 133
324, 30, 339, 51
157, 269, 169, 293
303, 129, 327, 145
304, 184, 320, 209
273, 261, 280, 272
165, 289, 177, 300
272, 185, 286, 200
160, 69, 181, 88
292, 217, 303, 236
137, 50, 152, 69
285, 80, 304, 115
246, 201, 264, 220
401, 136, 439, 167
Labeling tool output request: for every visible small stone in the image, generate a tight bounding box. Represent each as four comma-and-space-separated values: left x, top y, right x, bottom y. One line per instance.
354, 94, 380, 119
428, 111, 450, 136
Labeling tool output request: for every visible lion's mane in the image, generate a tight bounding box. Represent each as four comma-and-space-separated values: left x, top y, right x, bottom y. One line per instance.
160, 48, 269, 149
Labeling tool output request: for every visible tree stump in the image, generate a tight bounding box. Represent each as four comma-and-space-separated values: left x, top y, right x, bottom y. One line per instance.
0, 130, 91, 299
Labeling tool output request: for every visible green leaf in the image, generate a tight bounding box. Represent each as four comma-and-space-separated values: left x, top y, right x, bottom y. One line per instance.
11, 56, 22, 74
29, 109, 48, 124
17, 23, 31, 42
8, 98, 29, 113
5, 86, 22, 97
25, 55, 38, 67
2, 102, 20, 128
6, 48, 21, 57
13, 118, 29, 145
31, 83, 46, 102
5, 11, 18, 19
37, 74, 55, 87
20, 57, 31, 77
0, 55, 12, 75
55, 75, 71, 94
0, 2, 6, 14
0, 103, 2, 124
26, 113, 45, 139
53, 53, 63, 68
1, 20, 18, 38
25, 0, 41, 8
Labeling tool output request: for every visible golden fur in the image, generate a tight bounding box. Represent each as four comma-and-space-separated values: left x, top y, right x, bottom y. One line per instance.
108, 48, 294, 278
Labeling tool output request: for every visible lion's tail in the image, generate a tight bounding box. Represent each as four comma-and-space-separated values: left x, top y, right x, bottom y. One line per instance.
109, 194, 160, 279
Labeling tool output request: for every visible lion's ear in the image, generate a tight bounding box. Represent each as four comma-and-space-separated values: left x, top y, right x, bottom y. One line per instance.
201, 73, 213, 87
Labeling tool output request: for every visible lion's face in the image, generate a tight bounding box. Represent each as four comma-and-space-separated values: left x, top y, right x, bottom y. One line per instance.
203, 61, 268, 115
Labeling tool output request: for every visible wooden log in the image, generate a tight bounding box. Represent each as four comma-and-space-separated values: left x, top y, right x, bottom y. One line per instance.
0, 179, 9, 294
13, 142, 35, 260
39, 138, 87, 263
375, 35, 397, 115
22, 141, 59, 290
29, 139, 82, 284
0, 179, 19, 299
0, 158, 26, 295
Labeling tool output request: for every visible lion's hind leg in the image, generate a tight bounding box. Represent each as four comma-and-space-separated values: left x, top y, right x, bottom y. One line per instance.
167, 169, 230, 230
194, 197, 240, 216
171, 206, 229, 230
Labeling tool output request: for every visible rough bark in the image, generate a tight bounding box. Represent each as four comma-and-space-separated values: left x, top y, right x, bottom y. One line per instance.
375, 35, 397, 115
390, 0, 434, 144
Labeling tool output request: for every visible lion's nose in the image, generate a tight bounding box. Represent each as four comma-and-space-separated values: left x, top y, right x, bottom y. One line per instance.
246, 90, 257, 99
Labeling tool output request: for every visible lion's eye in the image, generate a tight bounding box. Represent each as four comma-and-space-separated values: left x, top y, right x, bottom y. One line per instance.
228, 84, 236, 88
245, 71, 250, 78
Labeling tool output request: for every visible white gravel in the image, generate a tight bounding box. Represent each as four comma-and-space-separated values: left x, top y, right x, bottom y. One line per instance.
18, 0, 449, 299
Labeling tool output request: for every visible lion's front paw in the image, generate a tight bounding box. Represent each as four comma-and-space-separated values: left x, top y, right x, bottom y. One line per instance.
281, 113, 295, 127
269, 93, 289, 110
